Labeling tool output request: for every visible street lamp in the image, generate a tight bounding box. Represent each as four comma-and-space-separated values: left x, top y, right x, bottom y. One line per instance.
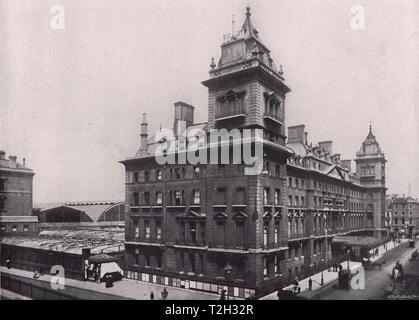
320, 258, 324, 285
347, 249, 350, 270
224, 262, 233, 300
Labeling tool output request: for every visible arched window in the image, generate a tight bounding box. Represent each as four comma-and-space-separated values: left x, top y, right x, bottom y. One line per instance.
274, 227, 279, 244
263, 257, 268, 276
288, 220, 292, 237
263, 227, 268, 247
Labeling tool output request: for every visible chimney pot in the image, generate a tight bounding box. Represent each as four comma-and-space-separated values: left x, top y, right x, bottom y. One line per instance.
9, 155, 17, 168
140, 113, 148, 153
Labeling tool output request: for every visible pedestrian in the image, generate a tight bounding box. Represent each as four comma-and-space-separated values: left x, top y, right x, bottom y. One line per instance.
150, 291, 154, 300
105, 274, 113, 288
161, 288, 168, 300
220, 289, 226, 300
308, 278, 313, 291
293, 277, 300, 294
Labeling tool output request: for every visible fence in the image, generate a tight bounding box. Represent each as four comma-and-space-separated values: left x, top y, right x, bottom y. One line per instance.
1, 273, 78, 300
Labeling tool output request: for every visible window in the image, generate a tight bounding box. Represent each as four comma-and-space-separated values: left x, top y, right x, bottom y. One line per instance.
294, 196, 299, 207
200, 223, 206, 243
12, 225, 17, 232
263, 188, 270, 205
288, 220, 291, 237
215, 187, 226, 205
175, 168, 181, 179
134, 218, 140, 239
156, 191, 163, 205
144, 192, 150, 206
157, 254, 162, 268
189, 222, 197, 243
190, 253, 196, 273
288, 177, 292, 188
288, 196, 292, 207
236, 187, 245, 205
296, 179, 299, 189
216, 221, 225, 245
263, 257, 268, 276
301, 196, 305, 207
23, 225, 29, 232
144, 171, 149, 182
199, 254, 205, 274
156, 220, 162, 240
156, 170, 162, 181
134, 248, 140, 265
274, 189, 280, 205
145, 254, 150, 267
180, 222, 186, 241
236, 221, 245, 246
193, 166, 200, 177
192, 190, 200, 205
276, 165, 280, 177
0, 225, 5, 231
133, 193, 139, 206
274, 226, 279, 244
133, 172, 139, 182
263, 227, 268, 247
175, 190, 184, 206
145, 221, 151, 239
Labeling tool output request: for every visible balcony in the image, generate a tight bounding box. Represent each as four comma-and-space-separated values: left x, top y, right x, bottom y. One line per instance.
263, 111, 284, 125
214, 104, 246, 121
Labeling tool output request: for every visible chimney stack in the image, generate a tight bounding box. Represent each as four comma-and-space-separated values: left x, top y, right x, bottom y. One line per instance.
140, 113, 148, 153
287, 125, 306, 144
174, 102, 195, 138
9, 155, 17, 168
23, 158, 26, 167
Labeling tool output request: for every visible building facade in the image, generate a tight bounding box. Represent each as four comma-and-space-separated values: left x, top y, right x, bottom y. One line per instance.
387, 195, 419, 238
121, 8, 387, 298
0, 150, 38, 235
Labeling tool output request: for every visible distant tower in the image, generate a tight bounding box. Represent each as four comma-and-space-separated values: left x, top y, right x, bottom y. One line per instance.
355, 124, 387, 232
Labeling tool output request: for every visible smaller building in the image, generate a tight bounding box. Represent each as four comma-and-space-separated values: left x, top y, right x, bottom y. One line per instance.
0, 150, 38, 235
35, 201, 125, 231
1, 229, 125, 280
387, 195, 419, 238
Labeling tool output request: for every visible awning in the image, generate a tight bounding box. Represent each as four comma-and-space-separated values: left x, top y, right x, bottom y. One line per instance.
88, 253, 119, 264
100, 262, 123, 278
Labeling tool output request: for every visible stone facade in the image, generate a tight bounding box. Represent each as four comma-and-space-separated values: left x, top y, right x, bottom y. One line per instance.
120, 7, 387, 298
387, 195, 419, 237
0, 151, 37, 235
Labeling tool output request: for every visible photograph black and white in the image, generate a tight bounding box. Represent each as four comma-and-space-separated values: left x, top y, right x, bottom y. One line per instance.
1, 0, 418, 305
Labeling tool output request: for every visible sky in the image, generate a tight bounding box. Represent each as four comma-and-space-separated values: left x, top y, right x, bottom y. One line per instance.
0, 0, 418, 203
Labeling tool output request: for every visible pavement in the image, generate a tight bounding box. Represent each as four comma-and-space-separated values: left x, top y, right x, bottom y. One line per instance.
0, 288, 32, 300
308, 239, 417, 300
0, 266, 221, 300
260, 238, 408, 300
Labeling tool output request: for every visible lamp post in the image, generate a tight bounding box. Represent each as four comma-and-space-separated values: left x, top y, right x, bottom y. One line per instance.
224, 262, 233, 300
347, 249, 350, 270
320, 258, 324, 285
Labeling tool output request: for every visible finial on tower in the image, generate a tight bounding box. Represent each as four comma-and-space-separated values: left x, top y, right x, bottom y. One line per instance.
279, 65, 284, 76
210, 57, 216, 69
246, 6, 251, 17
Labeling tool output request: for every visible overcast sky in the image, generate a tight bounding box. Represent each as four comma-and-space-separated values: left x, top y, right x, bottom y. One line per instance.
1, 0, 418, 203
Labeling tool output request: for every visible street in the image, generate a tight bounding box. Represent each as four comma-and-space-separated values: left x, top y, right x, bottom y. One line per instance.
303, 241, 419, 300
